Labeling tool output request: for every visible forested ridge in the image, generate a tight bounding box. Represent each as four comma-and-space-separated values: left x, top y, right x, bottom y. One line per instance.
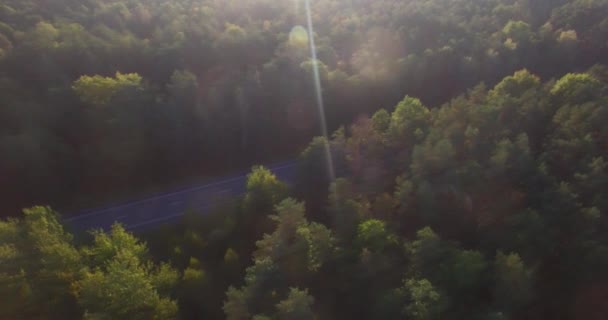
1, 0, 608, 319
1, 0, 607, 214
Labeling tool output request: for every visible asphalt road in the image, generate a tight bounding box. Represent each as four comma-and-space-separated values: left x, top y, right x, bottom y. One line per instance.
65, 161, 298, 232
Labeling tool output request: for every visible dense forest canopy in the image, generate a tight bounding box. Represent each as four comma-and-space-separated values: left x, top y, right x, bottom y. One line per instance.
3, 67, 607, 319
1, 0, 608, 319
1, 0, 607, 214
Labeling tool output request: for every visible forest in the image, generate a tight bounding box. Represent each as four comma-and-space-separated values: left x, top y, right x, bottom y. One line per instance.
1, 0, 608, 319
2, 0, 607, 214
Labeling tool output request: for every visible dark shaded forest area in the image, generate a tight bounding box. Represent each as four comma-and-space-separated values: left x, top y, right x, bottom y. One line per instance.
1, 0, 607, 214
1, 0, 608, 320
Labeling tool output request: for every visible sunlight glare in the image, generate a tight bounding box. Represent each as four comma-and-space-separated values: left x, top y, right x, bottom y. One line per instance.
289, 26, 309, 48
305, 0, 336, 182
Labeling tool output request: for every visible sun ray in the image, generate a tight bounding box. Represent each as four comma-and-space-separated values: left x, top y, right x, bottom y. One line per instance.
305, 0, 336, 182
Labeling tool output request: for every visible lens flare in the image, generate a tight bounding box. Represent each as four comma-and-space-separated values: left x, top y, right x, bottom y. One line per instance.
305, 0, 335, 182
288, 26, 309, 48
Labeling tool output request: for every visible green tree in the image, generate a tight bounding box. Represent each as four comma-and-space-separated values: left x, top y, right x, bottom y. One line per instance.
83, 223, 148, 268
346, 116, 388, 194
224, 258, 281, 320
411, 138, 456, 178
490, 69, 541, 98
550, 73, 604, 104
0, 206, 82, 319
371, 108, 391, 134
388, 96, 431, 147
493, 252, 534, 312
178, 257, 209, 317
295, 136, 336, 214
224, 248, 240, 266
355, 219, 396, 252
226, 198, 333, 318
444, 250, 487, 295
301, 59, 329, 82
243, 166, 288, 215
241, 166, 289, 247
502, 20, 533, 44
276, 288, 315, 320
75, 224, 177, 319
224, 286, 252, 320
73, 72, 143, 106
76, 250, 178, 320
167, 69, 198, 106
406, 227, 446, 281
328, 178, 369, 241
402, 278, 445, 320
255, 198, 335, 273
23, 21, 59, 49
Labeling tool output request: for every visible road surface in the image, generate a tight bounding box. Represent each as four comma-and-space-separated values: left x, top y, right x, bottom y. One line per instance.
65, 161, 298, 232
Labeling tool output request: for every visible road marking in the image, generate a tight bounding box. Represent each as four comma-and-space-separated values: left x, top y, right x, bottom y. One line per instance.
126, 201, 221, 231
67, 162, 297, 222
126, 213, 185, 230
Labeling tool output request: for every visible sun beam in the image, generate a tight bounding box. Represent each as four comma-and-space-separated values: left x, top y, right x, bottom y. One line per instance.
304, 0, 336, 182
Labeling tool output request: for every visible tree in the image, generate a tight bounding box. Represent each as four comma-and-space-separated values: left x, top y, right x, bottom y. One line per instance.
406, 227, 446, 281
346, 116, 389, 194
550, 73, 604, 104
328, 178, 369, 241
295, 136, 336, 214
23, 22, 59, 50
502, 20, 533, 44
557, 30, 578, 43
276, 288, 316, 320
490, 69, 541, 98
411, 138, 456, 178
224, 248, 240, 266
401, 278, 445, 320
547, 77, 608, 177
355, 219, 396, 252
301, 59, 329, 82
167, 69, 198, 106
83, 223, 148, 268
223, 258, 281, 320
493, 252, 534, 312
216, 22, 266, 65
0, 217, 29, 318
372, 193, 397, 221
72, 72, 143, 106
226, 198, 333, 318
224, 286, 252, 320
255, 198, 335, 273
241, 166, 289, 247
2, 1, 608, 319
0, 206, 82, 319
76, 224, 178, 320
76, 250, 178, 320
444, 250, 487, 295
243, 166, 288, 215
388, 96, 431, 147
371, 108, 391, 134
179, 257, 209, 317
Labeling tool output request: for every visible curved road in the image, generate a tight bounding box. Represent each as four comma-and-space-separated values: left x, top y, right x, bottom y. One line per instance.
65, 161, 297, 232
